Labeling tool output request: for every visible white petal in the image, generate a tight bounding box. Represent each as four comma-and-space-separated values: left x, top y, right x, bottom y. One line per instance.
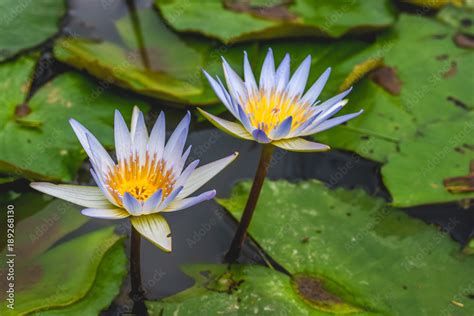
275, 53, 290, 92
157, 186, 183, 211
86, 133, 115, 175
308, 99, 348, 129
130, 106, 140, 140
178, 152, 238, 199
315, 87, 352, 114
260, 48, 275, 93
90, 168, 118, 206
30, 182, 114, 208
142, 189, 163, 214
243, 51, 257, 96
114, 110, 132, 164
164, 112, 190, 163
286, 55, 311, 98
164, 190, 216, 212
174, 145, 191, 176
122, 192, 142, 216
301, 67, 331, 105
174, 159, 200, 189
131, 109, 148, 167
81, 208, 129, 219
273, 138, 330, 152
237, 105, 254, 134
69, 119, 94, 158
222, 57, 246, 104
147, 111, 165, 161
203, 70, 238, 117
269, 116, 292, 140
198, 108, 253, 140
131, 214, 172, 252
302, 110, 364, 136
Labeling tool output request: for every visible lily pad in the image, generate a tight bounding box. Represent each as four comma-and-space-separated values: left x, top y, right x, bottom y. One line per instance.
0, 226, 125, 315
382, 113, 474, 206
0, 0, 66, 62
314, 13, 474, 206
222, 180, 474, 314
29, 240, 127, 316
55, 7, 376, 106
0, 54, 149, 181
0, 193, 88, 260
147, 264, 364, 315
155, 0, 396, 43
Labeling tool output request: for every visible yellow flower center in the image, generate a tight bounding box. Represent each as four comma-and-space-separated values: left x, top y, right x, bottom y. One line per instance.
106, 153, 175, 206
244, 90, 312, 134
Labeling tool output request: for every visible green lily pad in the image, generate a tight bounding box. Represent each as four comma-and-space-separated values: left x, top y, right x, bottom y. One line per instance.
0, 0, 66, 62
0, 226, 125, 315
223, 180, 474, 314
55, 7, 375, 106
437, 4, 474, 36
29, 240, 127, 316
0, 193, 88, 260
313, 13, 474, 205
382, 113, 474, 206
155, 0, 396, 43
0, 54, 149, 181
147, 264, 365, 315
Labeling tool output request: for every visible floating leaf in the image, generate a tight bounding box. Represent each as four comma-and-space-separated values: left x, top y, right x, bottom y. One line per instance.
382, 114, 474, 206
314, 13, 474, 205
0, 226, 124, 315
147, 264, 363, 315
0, 55, 149, 181
55, 7, 375, 106
0, 0, 66, 62
0, 193, 88, 260
155, 0, 396, 43
216, 180, 474, 315
29, 240, 127, 316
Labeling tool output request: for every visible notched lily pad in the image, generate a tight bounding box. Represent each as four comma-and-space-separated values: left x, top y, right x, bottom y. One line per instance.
0, 54, 149, 181
155, 0, 396, 43
0, 0, 66, 62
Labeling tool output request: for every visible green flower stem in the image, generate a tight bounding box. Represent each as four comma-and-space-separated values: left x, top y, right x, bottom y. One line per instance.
125, 0, 150, 70
225, 143, 274, 262
130, 225, 146, 314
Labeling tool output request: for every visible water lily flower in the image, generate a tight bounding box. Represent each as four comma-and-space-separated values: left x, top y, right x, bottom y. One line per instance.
199, 48, 363, 152
31, 107, 238, 252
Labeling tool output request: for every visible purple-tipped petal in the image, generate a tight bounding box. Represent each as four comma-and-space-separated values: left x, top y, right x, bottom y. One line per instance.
222, 57, 246, 103
148, 111, 166, 161
158, 186, 184, 211
260, 48, 275, 92
164, 190, 217, 212
114, 110, 132, 164
237, 105, 254, 133
142, 189, 163, 214
270, 116, 293, 140
252, 129, 272, 143
275, 53, 290, 92
286, 55, 311, 98
243, 51, 258, 96
301, 67, 331, 105
302, 110, 364, 136
122, 192, 142, 216
203, 70, 237, 116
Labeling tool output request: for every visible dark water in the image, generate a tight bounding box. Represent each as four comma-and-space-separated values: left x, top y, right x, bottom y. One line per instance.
2, 0, 472, 315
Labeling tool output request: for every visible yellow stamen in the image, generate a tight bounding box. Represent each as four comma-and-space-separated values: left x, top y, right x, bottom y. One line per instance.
105, 153, 175, 206
245, 90, 312, 134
